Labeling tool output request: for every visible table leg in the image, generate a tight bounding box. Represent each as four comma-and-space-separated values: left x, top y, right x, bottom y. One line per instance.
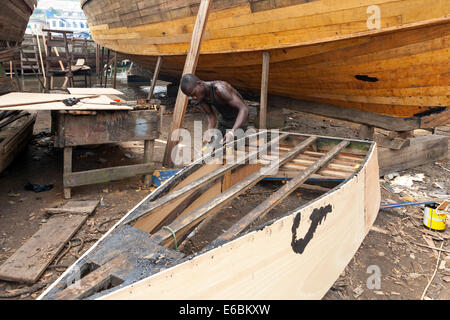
143, 140, 155, 185
64, 147, 72, 199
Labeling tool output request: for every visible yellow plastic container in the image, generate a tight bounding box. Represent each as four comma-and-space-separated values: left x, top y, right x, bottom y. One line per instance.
423, 205, 448, 231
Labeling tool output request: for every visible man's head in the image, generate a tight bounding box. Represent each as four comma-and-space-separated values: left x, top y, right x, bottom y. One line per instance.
180, 74, 206, 101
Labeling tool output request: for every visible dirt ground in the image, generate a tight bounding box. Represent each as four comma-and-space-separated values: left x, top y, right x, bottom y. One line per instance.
0, 87, 449, 300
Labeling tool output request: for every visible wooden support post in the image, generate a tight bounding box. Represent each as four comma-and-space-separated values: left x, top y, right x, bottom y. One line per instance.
163, 0, 213, 167
36, 33, 46, 88
359, 124, 375, 140
100, 46, 104, 86
64, 147, 72, 199
143, 140, 155, 186
148, 56, 163, 100
96, 44, 100, 80
113, 51, 118, 89
260, 51, 270, 129
9, 61, 13, 79
159, 105, 166, 134
104, 49, 110, 88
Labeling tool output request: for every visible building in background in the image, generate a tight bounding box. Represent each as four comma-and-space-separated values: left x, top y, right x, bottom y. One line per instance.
26, 1, 91, 39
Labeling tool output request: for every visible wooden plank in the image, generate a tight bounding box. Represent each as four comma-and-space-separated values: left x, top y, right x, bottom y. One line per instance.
373, 133, 410, 150
0, 210, 93, 284
45, 200, 100, 215
63, 147, 73, 199
378, 135, 448, 176
259, 51, 270, 129
66, 88, 124, 95
64, 163, 157, 188
163, 0, 213, 167
212, 140, 350, 244
151, 135, 317, 246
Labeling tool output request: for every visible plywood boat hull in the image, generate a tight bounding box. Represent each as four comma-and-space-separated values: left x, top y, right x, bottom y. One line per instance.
81, 0, 450, 129
39, 132, 380, 300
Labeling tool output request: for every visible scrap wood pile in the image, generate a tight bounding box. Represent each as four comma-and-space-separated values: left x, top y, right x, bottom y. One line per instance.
0, 200, 104, 299
0, 110, 30, 132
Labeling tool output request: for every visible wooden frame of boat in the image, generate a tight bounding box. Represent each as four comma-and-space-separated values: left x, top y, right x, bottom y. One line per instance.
39, 131, 380, 300
1, 0, 36, 45
80, 0, 450, 131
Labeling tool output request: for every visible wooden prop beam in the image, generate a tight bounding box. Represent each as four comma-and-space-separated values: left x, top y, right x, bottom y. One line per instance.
163, 0, 213, 167
148, 56, 163, 100
268, 95, 448, 132
212, 140, 350, 244
259, 51, 270, 129
378, 135, 448, 176
152, 136, 317, 247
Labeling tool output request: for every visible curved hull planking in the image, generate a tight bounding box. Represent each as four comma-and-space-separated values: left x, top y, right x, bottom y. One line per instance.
82, 0, 449, 125
39, 132, 380, 300
0, 0, 36, 44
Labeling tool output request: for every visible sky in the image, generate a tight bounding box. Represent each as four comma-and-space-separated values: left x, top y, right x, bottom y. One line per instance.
36, 0, 83, 12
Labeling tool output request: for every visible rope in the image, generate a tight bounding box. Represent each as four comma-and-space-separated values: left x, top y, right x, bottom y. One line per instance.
162, 226, 178, 250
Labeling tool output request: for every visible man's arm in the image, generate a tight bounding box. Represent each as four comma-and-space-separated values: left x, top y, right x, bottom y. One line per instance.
199, 102, 218, 141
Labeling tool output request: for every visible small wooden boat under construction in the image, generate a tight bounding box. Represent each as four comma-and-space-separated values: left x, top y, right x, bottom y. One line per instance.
39, 131, 380, 300
81, 0, 450, 131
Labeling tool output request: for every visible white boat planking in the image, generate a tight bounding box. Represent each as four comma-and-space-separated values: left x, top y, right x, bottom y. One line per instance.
98, 144, 379, 300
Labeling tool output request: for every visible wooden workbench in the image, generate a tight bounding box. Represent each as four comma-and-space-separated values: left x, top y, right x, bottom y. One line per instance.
52, 109, 160, 198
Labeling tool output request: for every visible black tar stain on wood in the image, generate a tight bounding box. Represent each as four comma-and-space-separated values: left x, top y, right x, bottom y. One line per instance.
413, 107, 446, 117
291, 204, 333, 254
355, 75, 379, 82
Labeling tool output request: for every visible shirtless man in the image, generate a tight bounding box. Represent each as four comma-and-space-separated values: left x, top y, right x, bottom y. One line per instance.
180, 73, 249, 144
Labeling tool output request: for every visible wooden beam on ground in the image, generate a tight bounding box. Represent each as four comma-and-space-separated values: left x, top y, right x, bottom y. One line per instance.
163, 0, 213, 167
374, 133, 410, 150
0, 200, 98, 284
259, 51, 270, 129
378, 135, 448, 176
211, 141, 350, 244
268, 95, 442, 132
64, 163, 157, 188
148, 56, 163, 100
152, 135, 317, 247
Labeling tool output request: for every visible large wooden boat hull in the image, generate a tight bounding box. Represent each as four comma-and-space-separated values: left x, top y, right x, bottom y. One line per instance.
39, 132, 380, 300
0, 0, 36, 45
81, 0, 450, 129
